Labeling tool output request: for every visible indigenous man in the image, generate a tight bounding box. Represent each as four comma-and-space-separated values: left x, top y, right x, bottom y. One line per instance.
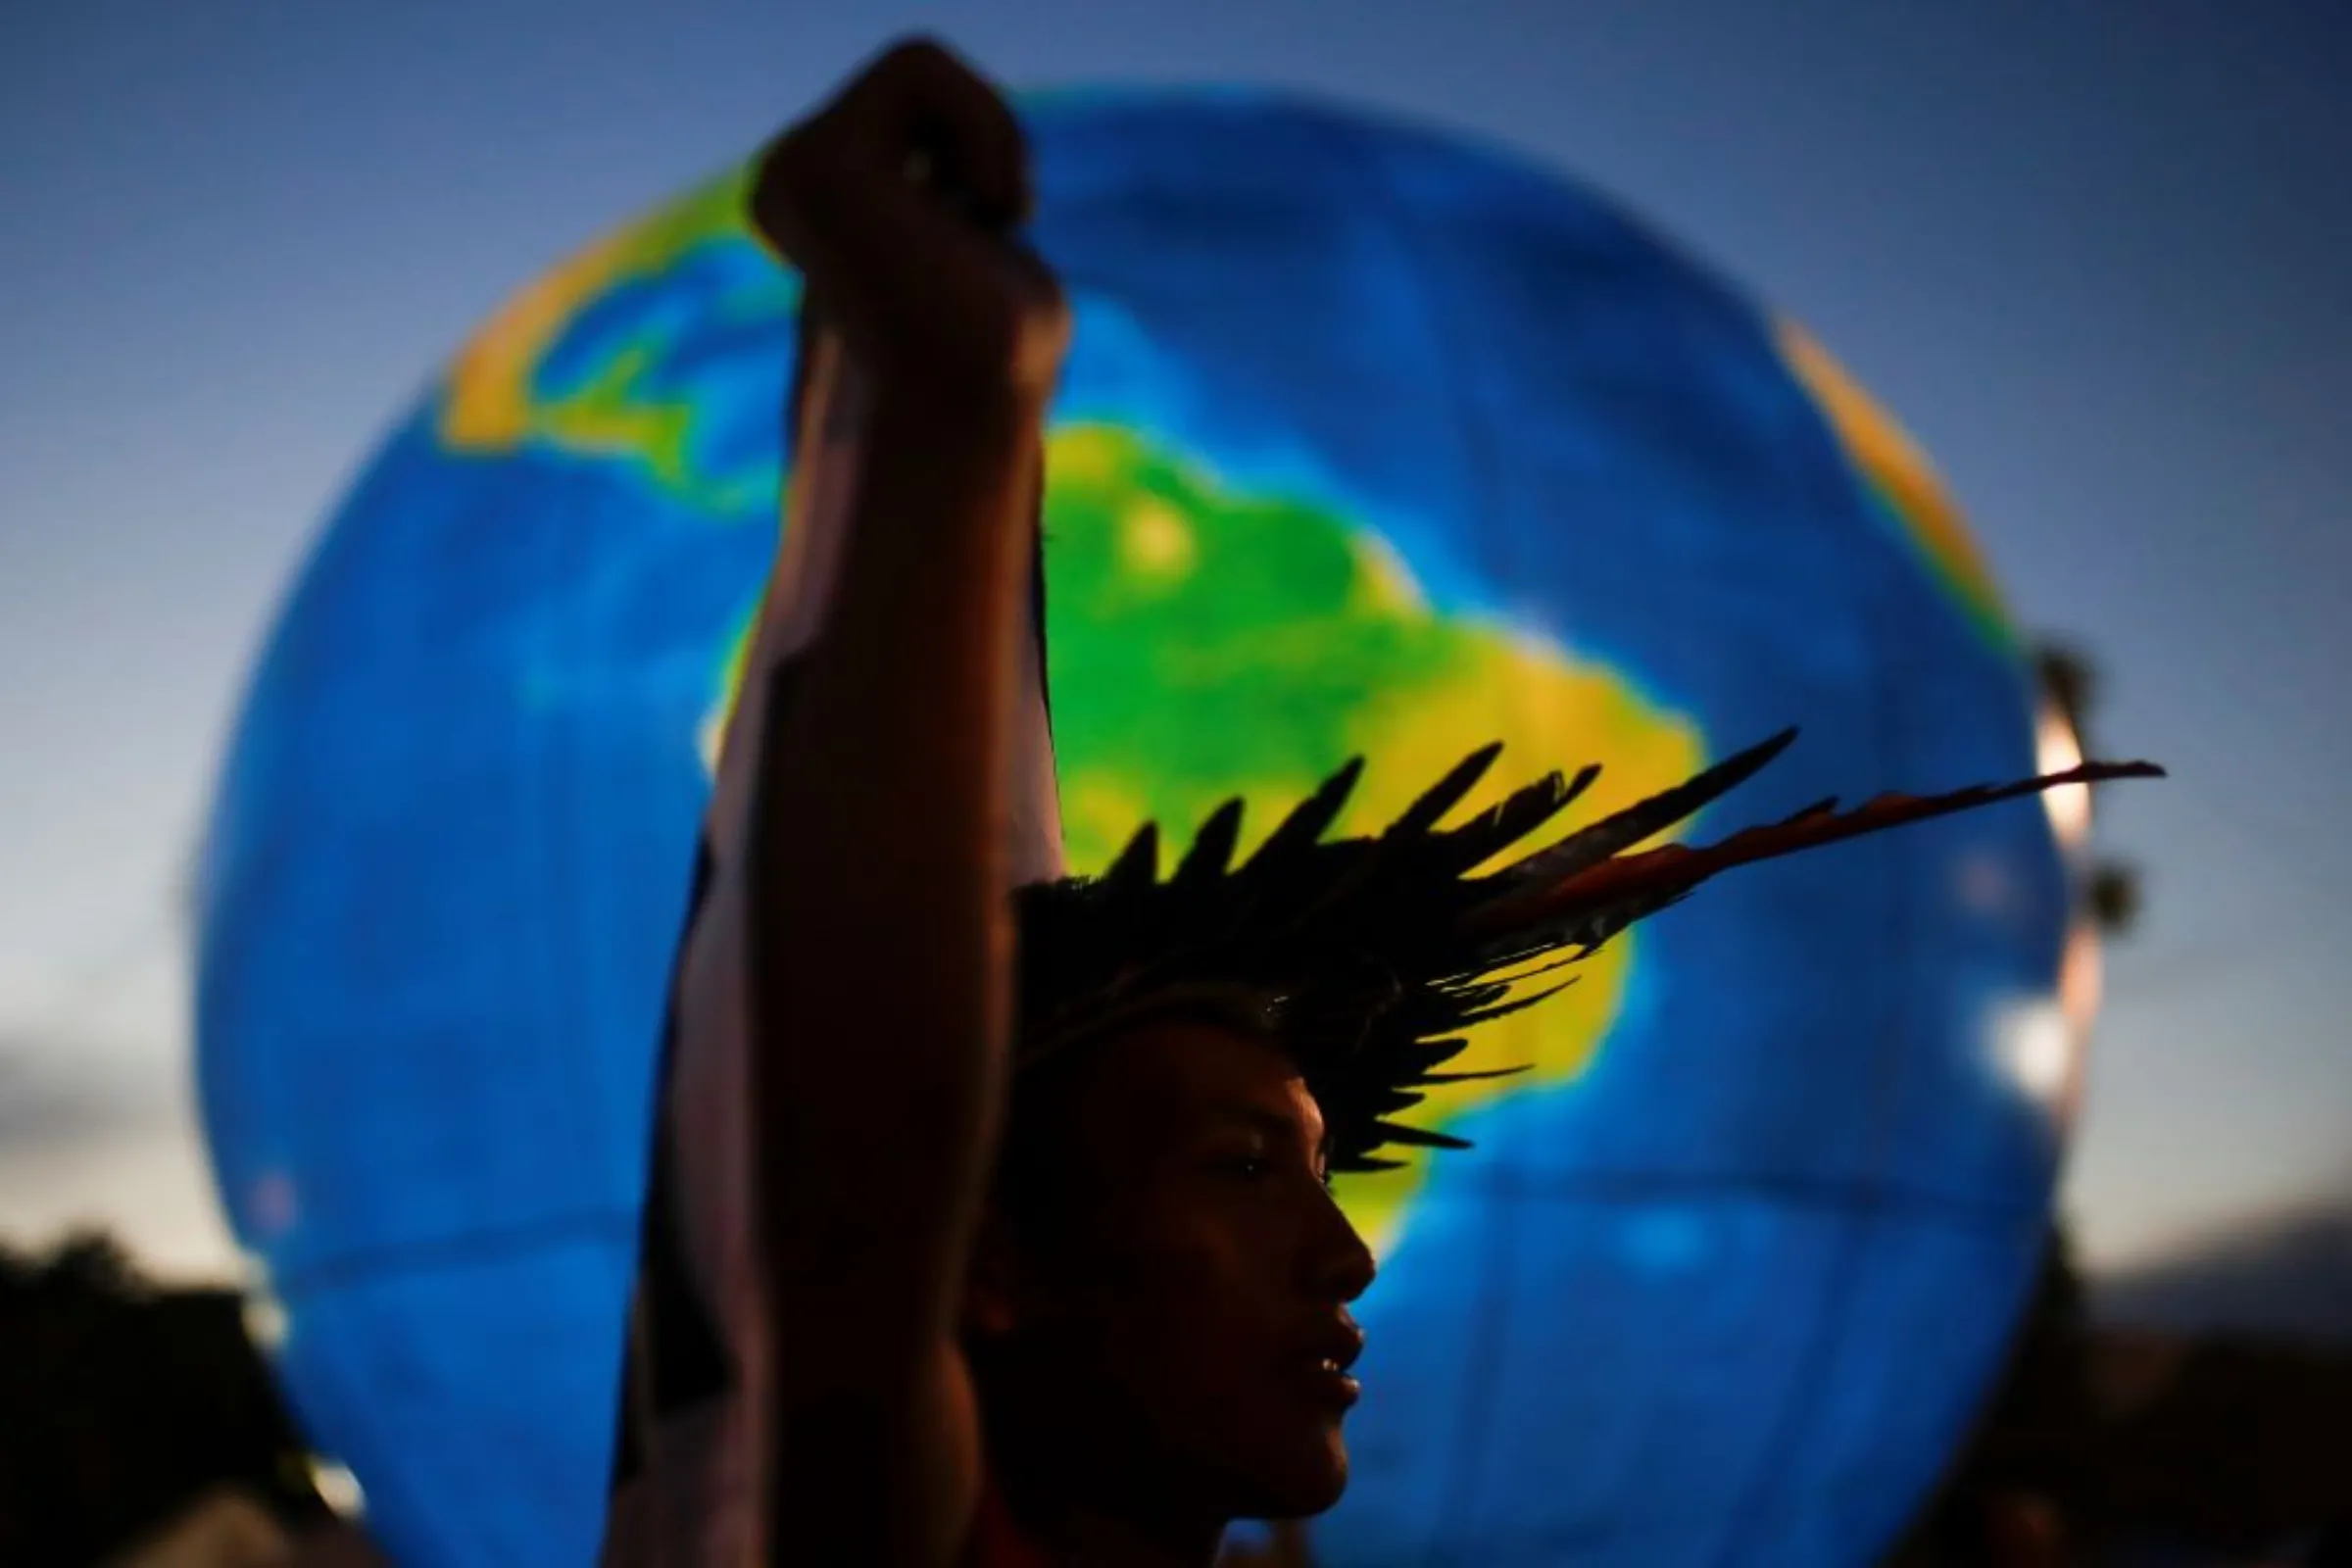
602, 38, 2156, 1568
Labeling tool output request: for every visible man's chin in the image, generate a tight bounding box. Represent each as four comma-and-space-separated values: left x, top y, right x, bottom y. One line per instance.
1242, 1432, 1349, 1520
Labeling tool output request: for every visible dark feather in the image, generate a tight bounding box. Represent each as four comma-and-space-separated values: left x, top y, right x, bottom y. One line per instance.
1173, 798, 1247, 887
1245, 757, 1365, 874
1361, 1120, 1475, 1151
1482, 728, 1801, 897
1451, 979, 1577, 1029
1473, 758, 2166, 938
1430, 765, 1591, 879
1417, 1064, 1533, 1085
1386, 741, 1506, 839
1102, 821, 1160, 895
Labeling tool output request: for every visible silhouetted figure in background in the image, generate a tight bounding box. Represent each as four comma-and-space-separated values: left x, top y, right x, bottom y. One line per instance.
1891, 1224, 2352, 1564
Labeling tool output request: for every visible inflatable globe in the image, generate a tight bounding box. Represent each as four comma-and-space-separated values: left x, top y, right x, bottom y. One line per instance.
198, 89, 2079, 1566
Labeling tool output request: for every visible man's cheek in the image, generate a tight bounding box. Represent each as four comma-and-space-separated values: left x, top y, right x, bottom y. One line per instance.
1150, 1212, 1252, 1287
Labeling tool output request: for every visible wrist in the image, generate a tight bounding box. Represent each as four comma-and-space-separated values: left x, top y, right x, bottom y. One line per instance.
865, 371, 1053, 449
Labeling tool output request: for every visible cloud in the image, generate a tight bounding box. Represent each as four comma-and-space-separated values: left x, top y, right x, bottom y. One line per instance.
0, 1035, 178, 1151
0, 1033, 235, 1281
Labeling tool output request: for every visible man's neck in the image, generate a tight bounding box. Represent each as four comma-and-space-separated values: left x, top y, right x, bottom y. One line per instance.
976, 1368, 1230, 1567
1056, 1505, 1223, 1568
986, 1451, 1224, 1568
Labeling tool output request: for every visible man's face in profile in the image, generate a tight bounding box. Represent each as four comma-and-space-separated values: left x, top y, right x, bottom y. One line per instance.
973, 1019, 1379, 1522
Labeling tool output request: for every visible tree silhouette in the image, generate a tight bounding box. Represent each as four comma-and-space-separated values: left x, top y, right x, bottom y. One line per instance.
0, 1231, 335, 1565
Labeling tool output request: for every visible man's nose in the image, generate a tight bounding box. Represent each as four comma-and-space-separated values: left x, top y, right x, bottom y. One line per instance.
1307, 1186, 1377, 1302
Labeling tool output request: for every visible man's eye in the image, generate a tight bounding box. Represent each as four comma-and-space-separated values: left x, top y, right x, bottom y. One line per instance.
1212, 1155, 1335, 1194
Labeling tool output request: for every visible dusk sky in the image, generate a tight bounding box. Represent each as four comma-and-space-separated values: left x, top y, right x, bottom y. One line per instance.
3, 0, 2346, 1284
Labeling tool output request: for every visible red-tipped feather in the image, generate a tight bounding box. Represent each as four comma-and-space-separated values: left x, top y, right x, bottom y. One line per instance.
1465, 758, 2164, 938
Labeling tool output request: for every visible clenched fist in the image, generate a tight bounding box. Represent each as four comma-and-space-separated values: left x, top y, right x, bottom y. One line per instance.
752, 38, 1071, 411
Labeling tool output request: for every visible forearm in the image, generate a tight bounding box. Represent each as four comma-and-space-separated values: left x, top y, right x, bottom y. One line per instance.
746, 385, 1040, 1318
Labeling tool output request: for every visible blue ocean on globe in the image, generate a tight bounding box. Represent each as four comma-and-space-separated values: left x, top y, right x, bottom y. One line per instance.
197, 87, 2081, 1566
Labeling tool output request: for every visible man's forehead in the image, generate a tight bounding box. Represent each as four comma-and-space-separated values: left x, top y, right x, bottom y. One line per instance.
1200, 1095, 1331, 1152
1090, 1020, 1325, 1135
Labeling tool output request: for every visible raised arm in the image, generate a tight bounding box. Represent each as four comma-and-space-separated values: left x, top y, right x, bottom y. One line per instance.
739, 39, 1066, 1567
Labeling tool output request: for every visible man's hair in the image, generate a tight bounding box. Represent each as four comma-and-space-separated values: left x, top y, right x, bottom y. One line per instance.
1012, 732, 2157, 1174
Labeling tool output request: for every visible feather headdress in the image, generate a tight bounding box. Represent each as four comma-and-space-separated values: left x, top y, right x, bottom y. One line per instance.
1014, 731, 2161, 1172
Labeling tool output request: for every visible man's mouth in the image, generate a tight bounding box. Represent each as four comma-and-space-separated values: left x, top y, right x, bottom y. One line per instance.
1297, 1321, 1366, 1409
1305, 1357, 1361, 1408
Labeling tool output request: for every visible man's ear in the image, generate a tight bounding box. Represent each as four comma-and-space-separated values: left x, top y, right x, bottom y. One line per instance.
962, 1205, 1023, 1339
